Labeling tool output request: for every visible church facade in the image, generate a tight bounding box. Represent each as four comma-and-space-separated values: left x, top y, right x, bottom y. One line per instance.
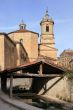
0, 10, 57, 70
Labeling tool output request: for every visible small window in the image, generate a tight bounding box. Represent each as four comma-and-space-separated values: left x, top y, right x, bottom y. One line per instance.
46, 26, 49, 32
20, 39, 23, 43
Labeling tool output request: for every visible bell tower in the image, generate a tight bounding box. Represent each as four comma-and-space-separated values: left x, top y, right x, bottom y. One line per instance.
39, 9, 57, 59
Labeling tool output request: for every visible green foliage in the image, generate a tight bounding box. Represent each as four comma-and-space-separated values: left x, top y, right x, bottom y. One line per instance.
64, 70, 73, 79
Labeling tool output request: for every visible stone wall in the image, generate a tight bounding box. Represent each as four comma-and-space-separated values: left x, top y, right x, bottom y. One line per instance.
16, 42, 29, 66
4, 36, 16, 69
8, 32, 38, 62
38, 77, 72, 101
39, 44, 57, 59
0, 34, 16, 70
0, 36, 4, 70
58, 50, 73, 68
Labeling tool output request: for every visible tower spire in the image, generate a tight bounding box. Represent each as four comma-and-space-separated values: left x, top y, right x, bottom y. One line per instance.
46, 7, 48, 14
45, 8, 49, 20
21, 19, 24, 24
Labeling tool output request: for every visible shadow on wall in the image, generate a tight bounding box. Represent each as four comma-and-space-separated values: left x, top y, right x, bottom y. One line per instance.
15, 46, 29, 66
31, 77, 63, 94
42, 77, 63, 95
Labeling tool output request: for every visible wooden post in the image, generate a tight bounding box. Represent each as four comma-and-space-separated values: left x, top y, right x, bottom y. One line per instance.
39, 64, 43, 75
10, 75, 13, 98
1, 75, 7, 92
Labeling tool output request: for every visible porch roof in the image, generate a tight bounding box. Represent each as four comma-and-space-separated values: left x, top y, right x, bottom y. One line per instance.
0, 60, 65, 77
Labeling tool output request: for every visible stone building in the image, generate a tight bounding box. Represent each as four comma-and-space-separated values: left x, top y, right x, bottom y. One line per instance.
8, 22, 39, 62
0, 9, 58, 70
69, 60, 73, 70
58, 49, 73, 69
0, 33, 16, 70
0, 10, 73, 102
15, 41, 28, 66
0, 33, 29, 70
39, 10, 57, 59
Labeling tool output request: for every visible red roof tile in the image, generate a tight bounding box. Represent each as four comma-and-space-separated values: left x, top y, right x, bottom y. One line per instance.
66, 52, 73, 55
0, 59, 65, 74
8, 29, 39, 36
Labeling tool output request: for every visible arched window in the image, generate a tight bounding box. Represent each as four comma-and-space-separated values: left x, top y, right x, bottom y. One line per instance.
20, 39, 23, 43
46, 26, 49, 32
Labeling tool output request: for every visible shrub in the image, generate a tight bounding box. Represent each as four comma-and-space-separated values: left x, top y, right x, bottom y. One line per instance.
63, 70, 73, 80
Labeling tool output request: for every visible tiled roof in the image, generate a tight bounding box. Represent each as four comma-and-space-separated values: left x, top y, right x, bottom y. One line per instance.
0, 58, 65, 74
60, 50, 73, 57
8, 29, 39, 35
66, 52, 73, 55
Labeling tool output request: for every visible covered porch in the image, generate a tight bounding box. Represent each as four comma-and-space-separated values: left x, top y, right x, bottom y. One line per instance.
0, 60, 64, 98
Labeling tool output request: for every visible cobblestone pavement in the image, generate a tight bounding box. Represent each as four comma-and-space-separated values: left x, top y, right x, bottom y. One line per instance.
0, 99, 20, 110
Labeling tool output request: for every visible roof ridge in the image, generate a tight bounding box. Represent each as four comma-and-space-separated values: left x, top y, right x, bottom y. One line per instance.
8, 29, 39, 35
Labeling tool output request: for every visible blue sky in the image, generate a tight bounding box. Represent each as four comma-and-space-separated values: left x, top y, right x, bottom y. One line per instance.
0, 0, 73, 55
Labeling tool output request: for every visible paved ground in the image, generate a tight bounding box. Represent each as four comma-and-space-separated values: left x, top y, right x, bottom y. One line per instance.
0, 99, 20, 110
0, 95, 73, 110
0, 78, 73, 110
31, 97, 73, 110
14, 93, 73, 110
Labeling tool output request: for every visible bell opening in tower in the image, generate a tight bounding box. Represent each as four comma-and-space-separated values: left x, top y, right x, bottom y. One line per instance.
46, 25, 49, 32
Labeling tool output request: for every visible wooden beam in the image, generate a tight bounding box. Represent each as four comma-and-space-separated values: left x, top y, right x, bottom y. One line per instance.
10, 75, 13, 98
11, 73, 63, 78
